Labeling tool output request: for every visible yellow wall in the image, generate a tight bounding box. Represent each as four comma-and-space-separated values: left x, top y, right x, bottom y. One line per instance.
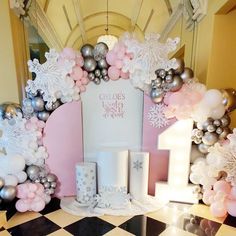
0, 0, 19, 103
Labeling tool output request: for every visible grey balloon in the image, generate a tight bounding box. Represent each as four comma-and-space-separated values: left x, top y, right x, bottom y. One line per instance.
195, 130, 204, 138
103, 75, 109, 82
202, 132, 218, 146
159, 69, 166, 78
175, 58, 185, 74
94, 77, 101, 85
83, 57, 97, 72
167, 68, 175, 76
0, 186, 16, 202
88, 72, 95, 81
170, 75, 183, 92
0, 177, 4, 189
180, 67, 194, 80
207, 124, 216, 133
98, 58, 108, 69
37, 111, 50, 122
101, 69, 108, 76
45, 100, 60, 111
41, 177, 47, 184
198, 143, 210, 154
202, 118, 213, 131
50, 182, 57, 188
94, 69, 101, 77
46, 174, 57, 182
44, 182, 50, 189
219, 127, 231, 139
150, 88, 164, 103
27, 165, 41, 180
165, 74, 173, 83
80, 44, 94, 58
93, 42, 109, 61
213, 119, 221, 127
216, 127, 223, 135
31, 97, 45, 112
221, 115, 231, 127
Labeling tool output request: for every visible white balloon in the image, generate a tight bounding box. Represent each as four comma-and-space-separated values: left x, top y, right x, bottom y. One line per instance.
190, 145, 204, 163
210, 104, 226, 120
4, 175, 18, 186
15, 171, 27, 183
203, 89, 223, 108
190, 173, 201, 184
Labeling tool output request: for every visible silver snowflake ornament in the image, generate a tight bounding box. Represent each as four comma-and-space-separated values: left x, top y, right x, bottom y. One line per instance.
148, 103, 169, 128
26, 49, 80, 106
133, 160, 143, 171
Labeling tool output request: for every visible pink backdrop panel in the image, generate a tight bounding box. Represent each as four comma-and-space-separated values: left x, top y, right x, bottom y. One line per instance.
43, 101, 83, 197
142, 94, 175, 195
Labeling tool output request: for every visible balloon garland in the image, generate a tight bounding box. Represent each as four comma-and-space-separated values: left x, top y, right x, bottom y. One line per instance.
0, 32, 236, 218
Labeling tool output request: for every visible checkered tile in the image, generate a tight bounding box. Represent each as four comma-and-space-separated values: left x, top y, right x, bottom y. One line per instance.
1, 198, 236, 236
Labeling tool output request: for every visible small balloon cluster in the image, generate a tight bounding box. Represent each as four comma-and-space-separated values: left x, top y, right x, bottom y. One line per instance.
26, 165, 57, 196
0, 177, 16, 204
22, 92, 61, 122
81, 43, 110, 85
150, 59, 194, 103
203, 180, 236, 217
0, 103, 22, 120
192, 114, 231, 154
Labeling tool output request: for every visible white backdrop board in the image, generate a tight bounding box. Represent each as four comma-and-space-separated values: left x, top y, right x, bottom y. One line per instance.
81, 80, 143, 161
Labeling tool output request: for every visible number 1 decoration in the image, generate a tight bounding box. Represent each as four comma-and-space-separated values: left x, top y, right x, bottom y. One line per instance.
155, 119, 199, 204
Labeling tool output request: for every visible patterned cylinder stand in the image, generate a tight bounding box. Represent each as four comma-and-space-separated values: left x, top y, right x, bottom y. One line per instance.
76, 162, 96, 206
129, 152, 149, 202
96, 149, 129, 209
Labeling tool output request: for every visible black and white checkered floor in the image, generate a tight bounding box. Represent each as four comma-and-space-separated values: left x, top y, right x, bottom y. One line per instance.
1, 198, 236, 236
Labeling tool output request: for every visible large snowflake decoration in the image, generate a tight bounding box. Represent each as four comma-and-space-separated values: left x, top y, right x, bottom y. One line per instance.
0, 115, 48, 166
133, 160, 143, 171
122, 33, 180, 91
148, 103, 169, 128
26, 49, 79, 106
207, 141, 236, 186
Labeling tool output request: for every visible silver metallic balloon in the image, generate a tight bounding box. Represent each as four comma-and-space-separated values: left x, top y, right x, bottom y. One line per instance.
220, 115, 231, 127
46, 174, 57, 182
195, 130, 204, 138
83, 57, 97, 72
27, 165, 41, 180
45, 100, 60, 111
196, 122, 203, 130
170, 75, 183, 92
198, 143, 210, 154
101, 69, 108, 76
94, 77, 101, 85
0, 186, 16, 202
219, 127, 231, 139
202, 132, 218, 145
165, 74, 173, 83
194, 137, 202, 144
88, 72, 95, 81
202, 118, 213, 131
159, 69, 166, 78
213, 119, 221, 127
167, 68, 175, 76
44, 182, 50, 189
80, 44, 94, 58
98, 58, 108, 69
175, 58, 185, 74
31, 97, 45, 112
50, 182, 57, 188
94, 69, 101, 77
0, 177, 4, 189
93, 42, 109, 61
103, 75, 109, 82
154, 77, 163, 87
41, 177, 47, 184
150, 88, 164, 103
37, 111, 50, 122
180, 67, 194, 80
207, 124, 216, 133
216, 127, 223, 135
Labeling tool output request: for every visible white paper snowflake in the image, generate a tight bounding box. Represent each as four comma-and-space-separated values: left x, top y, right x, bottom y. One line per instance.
148, 103, 169, 128
0, 114, 48, 166
133, 160, 143, 171
26, 49, 80, 106
122, 33, 180, 91
207, 141, 236, 186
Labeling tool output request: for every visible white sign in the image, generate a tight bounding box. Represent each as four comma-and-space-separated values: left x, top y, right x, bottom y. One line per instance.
81, 80, 143, 161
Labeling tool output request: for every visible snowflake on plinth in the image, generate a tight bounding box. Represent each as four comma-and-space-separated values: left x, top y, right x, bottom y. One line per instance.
133, 160, 143, 171
26, 49, 79, 106
148, 103, 169, 128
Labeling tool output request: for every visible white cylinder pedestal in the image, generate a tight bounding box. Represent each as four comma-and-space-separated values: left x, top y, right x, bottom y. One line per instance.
129, 152, 149, 202
75, 162, 96, 206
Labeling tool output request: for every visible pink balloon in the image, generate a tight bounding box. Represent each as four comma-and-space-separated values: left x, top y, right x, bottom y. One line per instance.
210, 201, 227, 217
115, 60, 123, 69
213, 180, 231, 194
16, 200, 29, 212
226, 199, 236, 217
31, 199, 45, 212
203, 190, 216, 205
230, 187, 236, 200
117, 51, 125, 60
37, 121, 45, 129
120, 71, 129, 79
76, 80, 82, 87
75, 55, 84, 67
79, 86, 86, 93
106, 51, 117, 66
70, 67, 83, 81
81, 77, 89, 85
60, 47, 76, 60
83, 70, 88, 77
108, 66, 120, 81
